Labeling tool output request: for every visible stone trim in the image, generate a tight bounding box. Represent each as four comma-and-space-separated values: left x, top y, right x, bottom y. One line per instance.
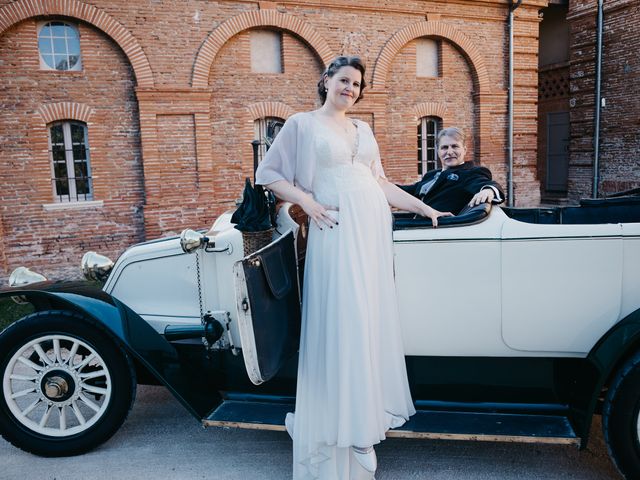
42, 200, 104, 211
192, 9, 334, 87
246, 101, 295, 121
38, 102, 94, 124
372, 20, 491, 94
0, 0, 154, 87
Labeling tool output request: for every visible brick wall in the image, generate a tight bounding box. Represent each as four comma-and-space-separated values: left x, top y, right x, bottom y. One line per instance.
386, 40, 476, 186
0, 0, 547, 281
208, 29, 324, 218
567, 0, 640, 201
0, 18, 144, 281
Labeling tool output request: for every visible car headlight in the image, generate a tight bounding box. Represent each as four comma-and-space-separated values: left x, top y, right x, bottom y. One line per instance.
8, 267, 47, 304
81, 252, 114, 282
180, 229, 210, 254
9, 267, 47, 287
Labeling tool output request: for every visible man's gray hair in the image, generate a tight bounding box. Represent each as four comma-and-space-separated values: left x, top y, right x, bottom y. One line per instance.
437, 127, 466, 147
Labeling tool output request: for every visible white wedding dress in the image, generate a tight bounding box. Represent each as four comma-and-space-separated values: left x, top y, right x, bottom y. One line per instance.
256, 111, 415, 479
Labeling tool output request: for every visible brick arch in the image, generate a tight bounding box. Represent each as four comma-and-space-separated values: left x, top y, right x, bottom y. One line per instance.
413, 102, 448, 124
372, 21, 491, 94
192, 10, 335, 88
247, 102, 295, 121
38, 102, 94, 124
0, 0, 154, 87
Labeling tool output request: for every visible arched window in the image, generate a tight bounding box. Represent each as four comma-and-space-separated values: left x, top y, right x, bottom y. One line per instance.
38, 21, 82, 71
417, 116, 442, 174
254, 117, 285, 163
48, 121, 93, 202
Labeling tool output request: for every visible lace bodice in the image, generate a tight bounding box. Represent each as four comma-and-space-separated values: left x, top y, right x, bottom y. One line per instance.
255, 111, 386, 199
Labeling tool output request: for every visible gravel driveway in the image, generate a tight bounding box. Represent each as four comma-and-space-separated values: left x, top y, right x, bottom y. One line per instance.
0, 385, 622, 479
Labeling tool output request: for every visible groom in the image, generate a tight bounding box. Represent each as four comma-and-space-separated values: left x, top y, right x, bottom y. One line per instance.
399, 127, 504, 215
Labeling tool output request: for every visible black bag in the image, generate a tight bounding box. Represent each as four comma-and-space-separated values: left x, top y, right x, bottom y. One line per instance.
231, 178, 276, 232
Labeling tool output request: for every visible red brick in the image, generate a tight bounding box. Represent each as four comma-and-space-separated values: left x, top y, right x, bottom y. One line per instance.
0, 0, 550, 280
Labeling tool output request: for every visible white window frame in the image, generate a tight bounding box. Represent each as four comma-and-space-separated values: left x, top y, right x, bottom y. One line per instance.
37, 21, 82, 71
47, 121, 93, 202
417, 116, 441, 174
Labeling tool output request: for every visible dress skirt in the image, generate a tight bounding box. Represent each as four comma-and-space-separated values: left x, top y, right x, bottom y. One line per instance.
290, 163, 415, 479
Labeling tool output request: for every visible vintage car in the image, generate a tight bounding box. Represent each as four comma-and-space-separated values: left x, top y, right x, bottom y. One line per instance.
1, 195, 640, 478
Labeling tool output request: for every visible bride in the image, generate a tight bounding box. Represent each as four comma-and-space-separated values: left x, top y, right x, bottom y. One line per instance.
255, 56, 451, 479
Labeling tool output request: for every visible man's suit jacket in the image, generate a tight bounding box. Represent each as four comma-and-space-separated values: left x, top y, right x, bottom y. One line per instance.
399, 162, 505, 215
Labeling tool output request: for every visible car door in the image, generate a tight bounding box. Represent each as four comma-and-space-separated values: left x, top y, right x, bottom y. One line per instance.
233, 230, 301, 385
501, 220, 623, 353
392, 209, 506, 356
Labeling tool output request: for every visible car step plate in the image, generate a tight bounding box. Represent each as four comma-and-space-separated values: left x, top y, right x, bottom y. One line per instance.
203, 400, 580, 445
204, 400, 292, 432
389, 410, 579, 445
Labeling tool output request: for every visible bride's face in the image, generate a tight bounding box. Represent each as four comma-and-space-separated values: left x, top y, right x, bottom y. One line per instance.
323, 66, 362, 111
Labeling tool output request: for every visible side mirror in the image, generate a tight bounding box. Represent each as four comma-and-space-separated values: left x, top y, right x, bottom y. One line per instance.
180, 229, 209, 254
81, 252, 114, 282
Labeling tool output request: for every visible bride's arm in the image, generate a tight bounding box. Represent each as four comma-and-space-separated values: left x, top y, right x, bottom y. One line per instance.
264, 180, 337, 229
377, 178, 452, 227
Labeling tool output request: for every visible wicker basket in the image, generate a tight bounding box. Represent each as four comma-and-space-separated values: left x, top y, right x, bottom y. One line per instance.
241, 228, 275, 256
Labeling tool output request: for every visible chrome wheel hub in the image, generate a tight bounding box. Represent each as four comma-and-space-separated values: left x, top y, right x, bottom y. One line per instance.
45, 377, 67, 399
42, 371, 73, 401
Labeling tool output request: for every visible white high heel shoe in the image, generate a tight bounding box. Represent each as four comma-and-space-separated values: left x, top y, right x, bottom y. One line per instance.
284, 413, 294, 440
352, 446, 377, 474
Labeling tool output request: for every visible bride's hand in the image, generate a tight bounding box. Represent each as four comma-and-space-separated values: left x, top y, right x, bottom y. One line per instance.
420, 205, 453, 228
300, 195, 338, 230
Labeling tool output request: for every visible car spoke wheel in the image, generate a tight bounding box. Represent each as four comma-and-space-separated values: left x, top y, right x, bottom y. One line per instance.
603, 351, 640, 479
3, 334, 112, 437
0, 310, 135, 456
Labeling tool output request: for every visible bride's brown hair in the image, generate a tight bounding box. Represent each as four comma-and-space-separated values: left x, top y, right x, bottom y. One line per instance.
317, 56, 366, 105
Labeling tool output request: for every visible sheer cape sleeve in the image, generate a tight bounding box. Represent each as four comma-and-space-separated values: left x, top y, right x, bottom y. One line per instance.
255, 112, 314, 193
359, 120, 386, 180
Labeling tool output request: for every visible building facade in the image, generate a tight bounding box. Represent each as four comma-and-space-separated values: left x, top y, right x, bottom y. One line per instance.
566, 0, 640, 201
0, 0, 558, 280
537, 0, 640, 204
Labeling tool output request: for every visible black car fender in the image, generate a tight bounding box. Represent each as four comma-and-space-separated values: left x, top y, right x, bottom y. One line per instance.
0, 282, 222, 419
572, 307, 640, 446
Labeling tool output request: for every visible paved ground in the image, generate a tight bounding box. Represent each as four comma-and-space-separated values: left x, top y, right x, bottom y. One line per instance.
0, 385, 622, 479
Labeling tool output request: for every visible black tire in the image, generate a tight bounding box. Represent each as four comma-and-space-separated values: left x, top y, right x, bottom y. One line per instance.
603, 351, 640, 479
0, 310, 136, 457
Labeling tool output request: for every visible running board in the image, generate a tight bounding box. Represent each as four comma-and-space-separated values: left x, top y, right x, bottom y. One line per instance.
202, 400, 580, 446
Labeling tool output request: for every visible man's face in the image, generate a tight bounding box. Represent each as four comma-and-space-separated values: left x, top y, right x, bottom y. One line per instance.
438, 135, 467, 170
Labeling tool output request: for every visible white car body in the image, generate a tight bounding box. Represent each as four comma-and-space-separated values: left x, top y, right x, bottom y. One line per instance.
3, 197, 640, 478
104, 205, 640, 360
